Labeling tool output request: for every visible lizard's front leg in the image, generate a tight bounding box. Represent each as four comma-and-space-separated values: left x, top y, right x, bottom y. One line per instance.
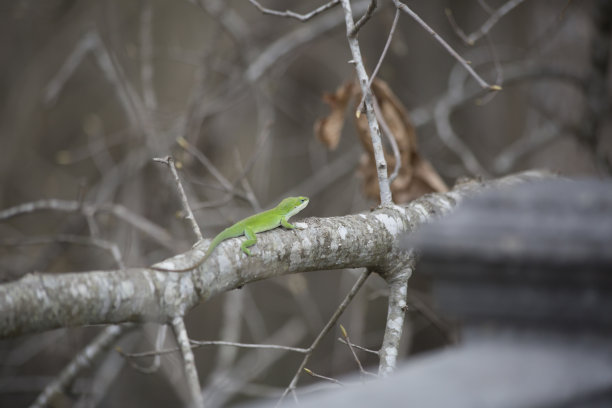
241, 227, 257, 256
280, 217, 295, 229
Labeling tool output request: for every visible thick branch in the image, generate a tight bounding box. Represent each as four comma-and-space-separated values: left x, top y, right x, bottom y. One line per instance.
171, 317, 204, 408
378, 261, 413, 376
0, 172, 551, 338
0, 269, 198, 337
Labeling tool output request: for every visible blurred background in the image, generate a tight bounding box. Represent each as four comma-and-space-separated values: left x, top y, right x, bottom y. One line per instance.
0, 0, 610, 406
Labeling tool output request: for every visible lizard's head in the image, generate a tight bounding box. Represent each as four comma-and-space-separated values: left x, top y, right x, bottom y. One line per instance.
278, 196, 309, 219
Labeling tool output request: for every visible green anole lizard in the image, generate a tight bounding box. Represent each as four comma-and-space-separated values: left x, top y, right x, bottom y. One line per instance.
152, 196, 309, 272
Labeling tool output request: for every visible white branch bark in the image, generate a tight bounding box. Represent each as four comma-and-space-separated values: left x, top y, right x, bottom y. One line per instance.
378, 261, 413, 376
0, 171, 551, 339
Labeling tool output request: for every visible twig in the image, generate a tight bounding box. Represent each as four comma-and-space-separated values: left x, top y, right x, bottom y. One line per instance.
393, 0, 500, 91
303, 368, 344, 386
248, 0, 340, 22
478, 0, 494, 14
192, 339, 308, 353
277, 269, 371, 405
171, 317, 204, 408
177, 137, 234, 192
30, 324, 133, 408
74, 332, 138, 408
44, 30, 143, 129
5, 331, 66, 367
231, 121, 272, 191
0, 198, 175, 251
246, 0, 372, 82
493, 121, 562, 174
123, 325, 167, 374
373, 99, 402, 183
406, 290, 455, 344
119, 339, 309, 359
350, 0, 377, 36
356, 7, 400, 114
233, 149, 262, 212
337, 338, 379, 356
340, 0, 393, 206
212, 290, 245, 375
339, 325, 378, 377
140, 1, 157, 110
202, 318, 307, 407
434, 87, 490, 176
153, 156, 203, 241
446, 0, 527, 45
278, 145, 360, 200
190, 194, 236, 212
236, 382, 338, 398
1, 235, 125, 269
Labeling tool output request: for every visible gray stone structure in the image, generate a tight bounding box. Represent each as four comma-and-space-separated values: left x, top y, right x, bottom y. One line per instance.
267, 180, 612, 408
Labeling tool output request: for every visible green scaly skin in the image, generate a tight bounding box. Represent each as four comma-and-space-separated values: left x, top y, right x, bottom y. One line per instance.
152, 196, 309, 272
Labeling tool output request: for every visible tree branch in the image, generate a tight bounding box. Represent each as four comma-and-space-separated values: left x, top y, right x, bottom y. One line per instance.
278, 269, 371, 405
378, 260, 413, 376
248, 0, 340, 22
171, 316, 204, 408
340, 0, 393, 206
30, 324, 134, 408
0, 171, 552, 338
393, 0, 500, 91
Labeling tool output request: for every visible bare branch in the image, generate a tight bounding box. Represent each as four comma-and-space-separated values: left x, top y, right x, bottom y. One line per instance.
379, 261, 414, 376
0, 171, 553, 338
478, 0, 495, 14
44, 30, 145, 131
177, 137, 234, 193
357, 7, 400, 114
248, 0, 340, 22
494, 121, 562, 174
153, 156, 203, 241
0, 199, 176, 251
446, 0, 527, 45
406, 289, 455, 343
303, 368, 344, 386
350, 0, 377, 37
246, 0, 372, 82
1, 235, 125, 269
337, 338, 379, 355
233, 149, 262, 212
278, 269, 372, 405
373, 99, 402, 183
212, 290, 245, 375
434, 86, 490, 176
393, 0, 501, 91
30, 324, 133, 408
140, 1, 157, 110
202, 317, 307, 407
119, 339, 308, 359
122, 325, 167, 374
339, 324, 378, 377
340, 0, 393, 206
171, 317, 204, 408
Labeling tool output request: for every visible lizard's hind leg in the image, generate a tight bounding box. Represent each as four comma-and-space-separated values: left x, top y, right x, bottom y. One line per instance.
241, 227, 257, 256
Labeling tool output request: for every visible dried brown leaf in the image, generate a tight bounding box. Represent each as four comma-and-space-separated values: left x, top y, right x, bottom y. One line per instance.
316, 78, 447, 203
355, 79, 447, 203
314, 82, 354, 150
